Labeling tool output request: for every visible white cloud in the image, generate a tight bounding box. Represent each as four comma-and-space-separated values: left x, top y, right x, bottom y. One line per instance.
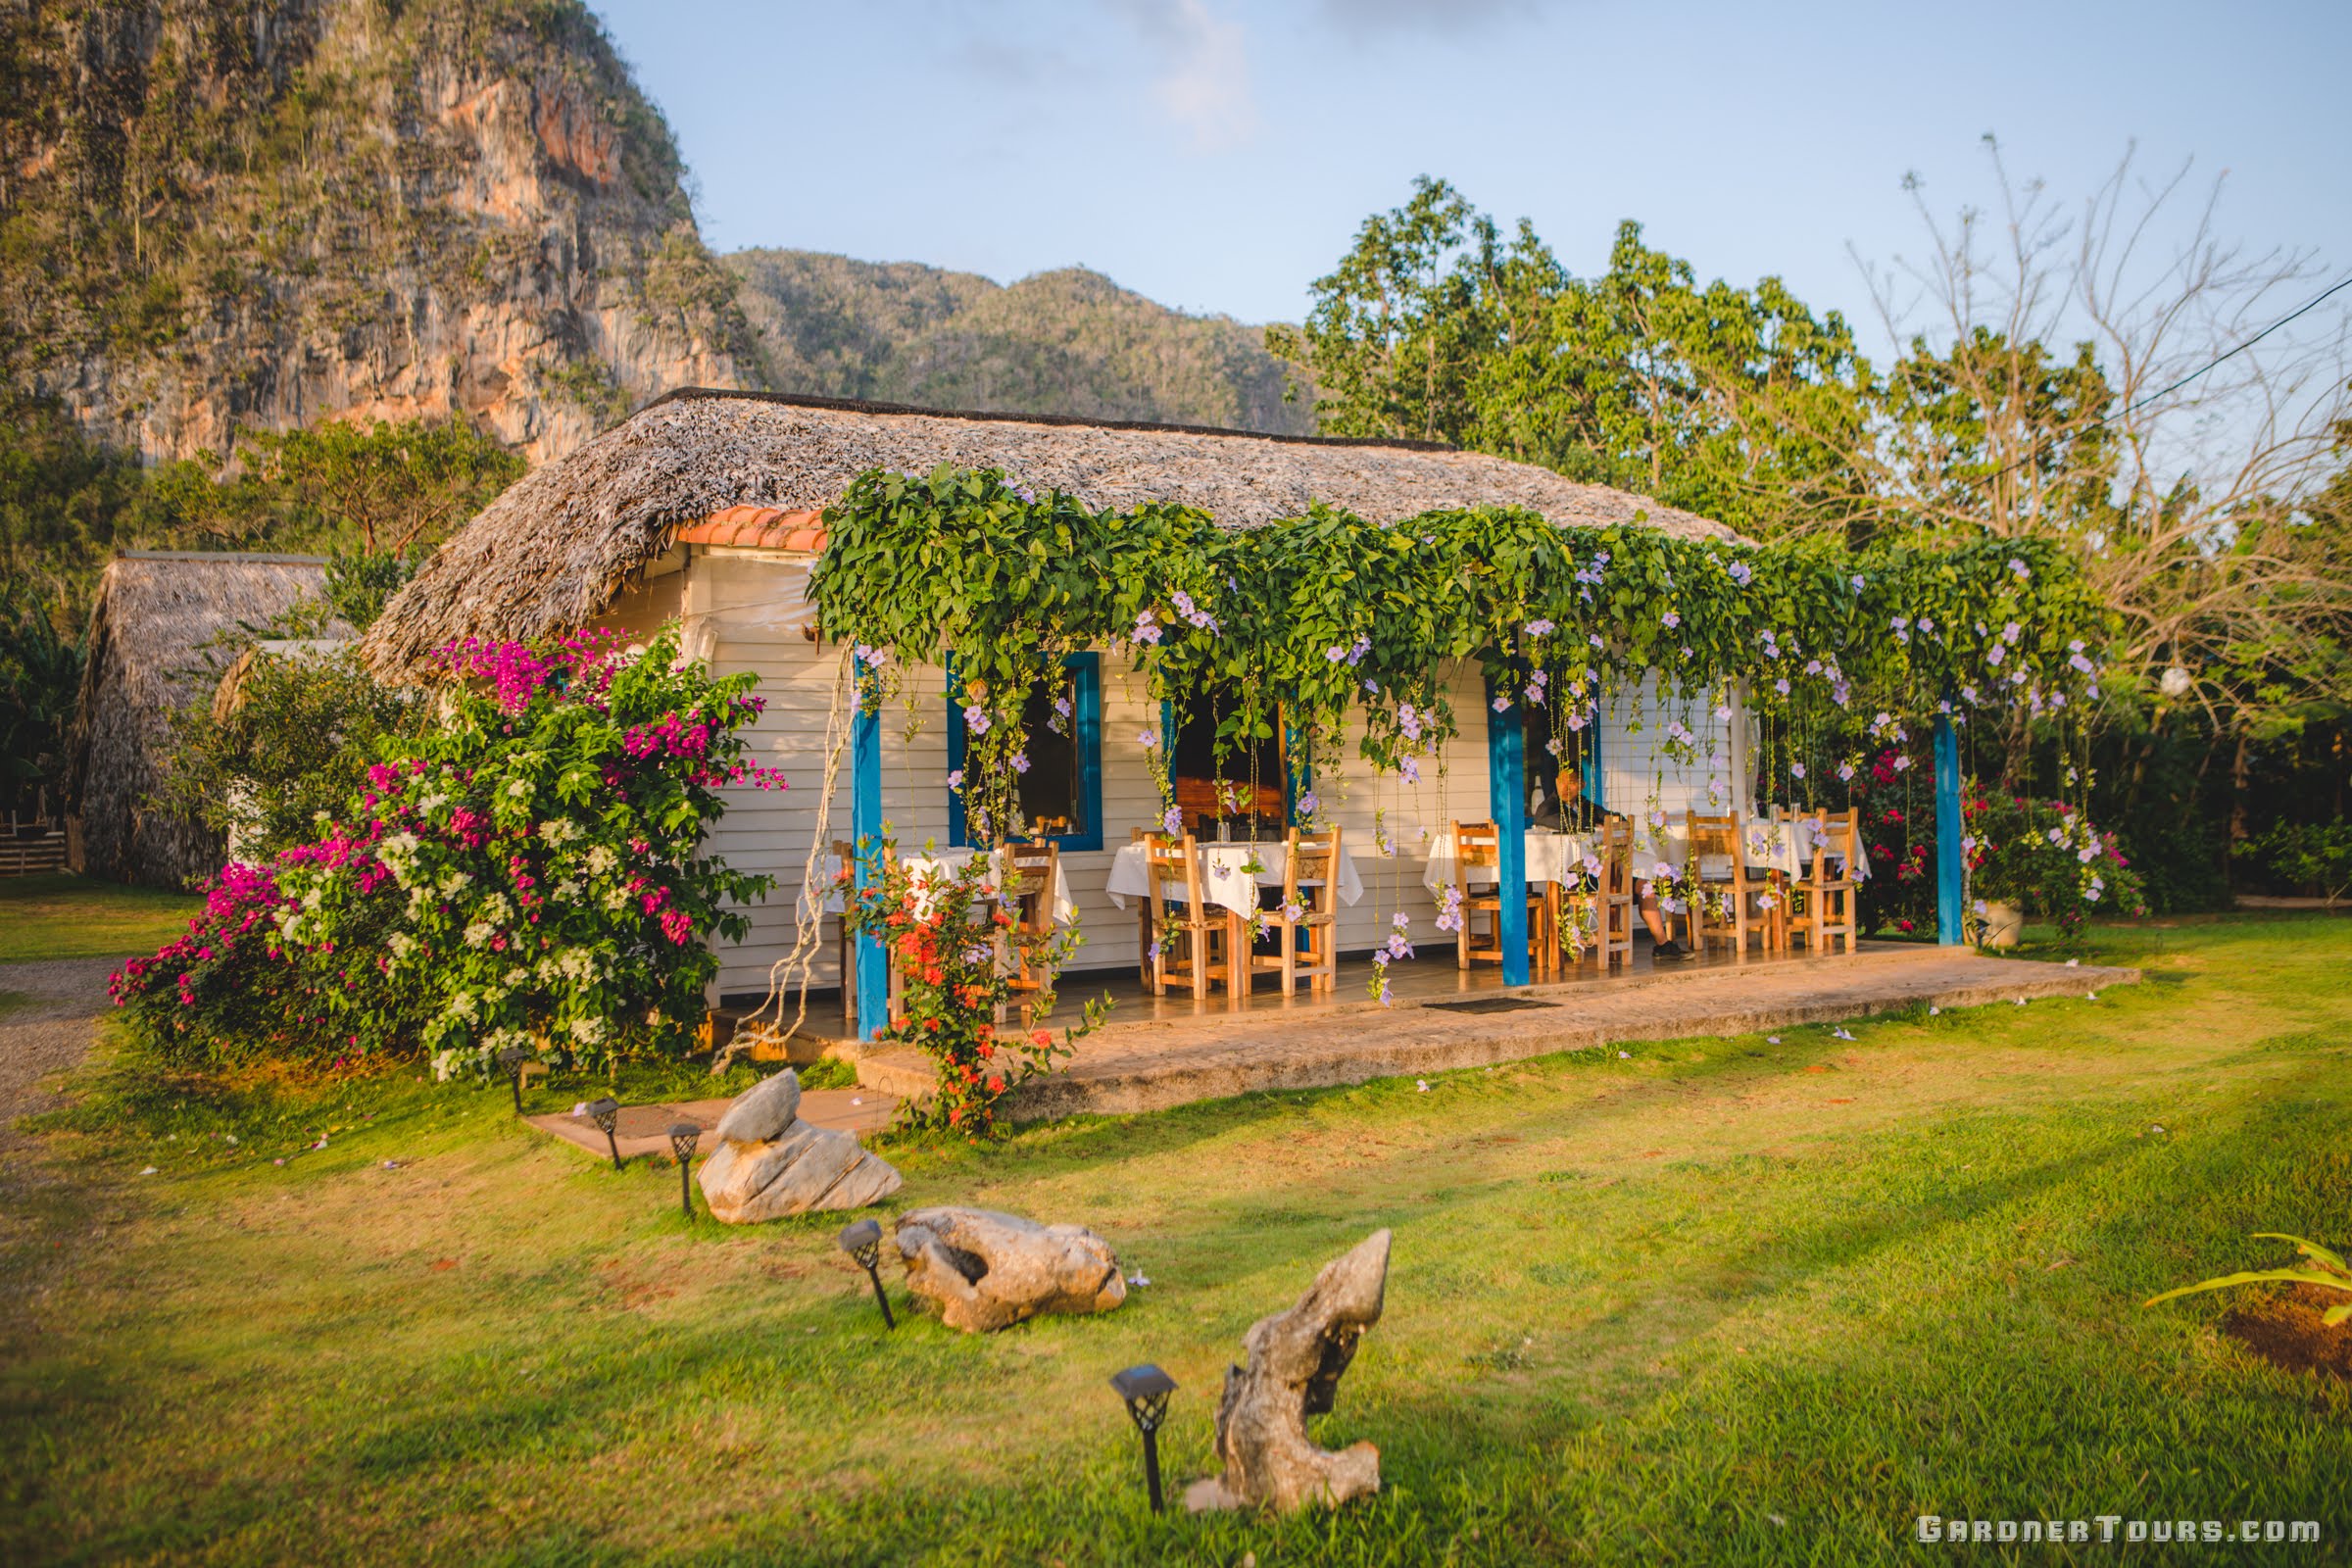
1113, 0, 1258, 152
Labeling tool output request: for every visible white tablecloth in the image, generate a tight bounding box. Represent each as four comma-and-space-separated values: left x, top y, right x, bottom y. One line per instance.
1629, 817, 1872, 883
1104, 840, 1365, 921
1422, 830, 1600, 895
1419, 819, 1871, 891
814, 846, 1078, 924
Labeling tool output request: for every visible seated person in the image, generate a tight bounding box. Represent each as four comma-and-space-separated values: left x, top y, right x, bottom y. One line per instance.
1527, 773, 1568, 831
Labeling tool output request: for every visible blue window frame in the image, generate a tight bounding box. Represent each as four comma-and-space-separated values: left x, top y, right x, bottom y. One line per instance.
948, 652, 1103, 852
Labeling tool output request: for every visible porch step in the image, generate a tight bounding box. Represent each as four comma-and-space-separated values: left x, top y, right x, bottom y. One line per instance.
848, 947, 2136, 1120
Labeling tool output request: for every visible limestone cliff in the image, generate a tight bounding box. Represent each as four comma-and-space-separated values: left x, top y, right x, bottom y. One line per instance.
0, 0, 762, 466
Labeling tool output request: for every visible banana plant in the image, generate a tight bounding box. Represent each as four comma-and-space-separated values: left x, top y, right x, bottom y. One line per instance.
2145, 1235, 2352, 1327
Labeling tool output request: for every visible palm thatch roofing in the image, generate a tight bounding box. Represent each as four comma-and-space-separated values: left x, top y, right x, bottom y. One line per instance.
362, 388, 1737, 678
67, 552, 336, 889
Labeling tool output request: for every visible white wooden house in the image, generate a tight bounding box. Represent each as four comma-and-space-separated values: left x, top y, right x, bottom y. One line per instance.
364, 391, 1761, 1030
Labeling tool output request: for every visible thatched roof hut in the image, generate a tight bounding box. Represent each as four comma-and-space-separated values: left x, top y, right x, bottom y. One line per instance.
363, 389, 1735, 677
67, 552, 335, 888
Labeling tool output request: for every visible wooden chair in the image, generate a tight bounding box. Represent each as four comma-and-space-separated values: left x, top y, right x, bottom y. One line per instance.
997, 839, 1060, 1014
1592, 815, 1637, 969
1251, 827, 1343, 998
1785, 808, 1860, 956
1685, 812, 1780, 957
1145, 834, 1239, 1002
1451, 820, 1551, 974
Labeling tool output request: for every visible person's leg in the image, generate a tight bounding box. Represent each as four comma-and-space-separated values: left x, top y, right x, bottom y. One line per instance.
1638, 881, 1685, 957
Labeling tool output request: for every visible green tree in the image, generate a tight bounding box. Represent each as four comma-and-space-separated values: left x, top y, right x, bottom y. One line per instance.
244, 418, 523, 558
1267, 179, 1873, 538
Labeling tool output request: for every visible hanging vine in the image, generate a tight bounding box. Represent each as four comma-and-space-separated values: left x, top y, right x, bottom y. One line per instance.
808, 466, 2114, 834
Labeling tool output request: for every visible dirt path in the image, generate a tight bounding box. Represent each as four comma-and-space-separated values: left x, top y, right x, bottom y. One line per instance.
0, 957, 120, 1150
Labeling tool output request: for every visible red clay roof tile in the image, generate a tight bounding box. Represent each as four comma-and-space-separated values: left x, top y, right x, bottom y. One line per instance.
675, 508, 829, 554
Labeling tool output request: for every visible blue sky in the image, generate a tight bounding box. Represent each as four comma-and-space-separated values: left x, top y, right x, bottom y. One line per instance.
589, 0, 2351, 350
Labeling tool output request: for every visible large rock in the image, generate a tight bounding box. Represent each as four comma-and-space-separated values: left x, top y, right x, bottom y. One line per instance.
714, 1068, 801, 1144
698, 1069, 900, 1222
893, 1206, 1127, 1333
1186, 1229, 1391, 1514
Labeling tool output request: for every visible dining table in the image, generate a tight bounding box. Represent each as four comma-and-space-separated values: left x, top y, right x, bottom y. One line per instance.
1625, 815, 1872, 884
1421, 829, 1602, 896
813, 845, 1079, 924
1103, 838, 1366, 920
1420, 818, 1870, 891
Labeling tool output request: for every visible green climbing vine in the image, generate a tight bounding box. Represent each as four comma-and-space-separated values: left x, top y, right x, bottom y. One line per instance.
807, 465, 2114, 840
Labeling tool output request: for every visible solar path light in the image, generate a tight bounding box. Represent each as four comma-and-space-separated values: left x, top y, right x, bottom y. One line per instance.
837, 1218, 895, 1330
667, 1122, 701, 1219
494, 1046, 530, 1114
1109, 1364, 1178, 1513
585, 1097, 621, 1170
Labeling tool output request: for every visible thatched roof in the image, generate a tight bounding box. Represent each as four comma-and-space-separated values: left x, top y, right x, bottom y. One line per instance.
363, 389, 1737, 676
66, 552, 334, 889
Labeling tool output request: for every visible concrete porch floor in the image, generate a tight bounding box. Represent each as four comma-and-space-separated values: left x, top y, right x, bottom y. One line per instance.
843, 940, 2139, 1120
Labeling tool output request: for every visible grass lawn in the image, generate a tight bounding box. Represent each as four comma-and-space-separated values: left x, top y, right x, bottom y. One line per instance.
1, 916, 2347, 1565
0, 874, 203, 964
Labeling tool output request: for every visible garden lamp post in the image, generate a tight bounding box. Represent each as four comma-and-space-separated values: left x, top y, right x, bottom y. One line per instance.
494, 1046, 530, 1114
667, 1122, 701, 1219
837, 1218, 895, 1330
585, 1097, 621, 1170
1109, 1364, 1178, 1513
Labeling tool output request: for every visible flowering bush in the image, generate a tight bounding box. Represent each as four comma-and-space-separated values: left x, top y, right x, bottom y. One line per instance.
1963, 787, 2147, 940
112, 626, 783, 1072
842, 845, 1098, 1137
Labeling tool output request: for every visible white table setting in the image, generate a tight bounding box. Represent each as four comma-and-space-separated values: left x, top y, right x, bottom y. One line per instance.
1104, 838, 1365, 919
1422, 829, 1601, 895
1627, 814, 1872, 884
811, 845, 1079, 924
1418, 817, 1871, 891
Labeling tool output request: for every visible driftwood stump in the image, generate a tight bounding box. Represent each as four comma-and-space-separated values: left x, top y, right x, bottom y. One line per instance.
1186, 1228, 1391, 1513
894, 1206, 1127, 1333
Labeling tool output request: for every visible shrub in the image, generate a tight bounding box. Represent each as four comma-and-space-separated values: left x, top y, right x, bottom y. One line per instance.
112, 626, 783, 1073
1962, 786, 2148, 940
156, 643, 418, 859
841, 846, 1097, 1138
2239, 819, 2352, 905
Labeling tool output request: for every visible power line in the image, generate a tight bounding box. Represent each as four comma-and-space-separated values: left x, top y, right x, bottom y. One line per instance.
1974, 270, 2352, 492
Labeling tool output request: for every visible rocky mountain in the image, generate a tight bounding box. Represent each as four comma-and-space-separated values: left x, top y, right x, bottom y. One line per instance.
0, 0, 762, 466
726, 249, 1314, 435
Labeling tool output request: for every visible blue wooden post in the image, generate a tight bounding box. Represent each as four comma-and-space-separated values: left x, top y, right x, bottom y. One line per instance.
1934, 708, 1965, 945
852, 657, 888, 1039
1581, 702, 1603, 813
1284, 722, 1310, 824
1486, 674, 1531, 986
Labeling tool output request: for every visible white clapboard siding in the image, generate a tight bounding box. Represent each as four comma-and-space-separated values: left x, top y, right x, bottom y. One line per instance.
1595, 670, 1751, 821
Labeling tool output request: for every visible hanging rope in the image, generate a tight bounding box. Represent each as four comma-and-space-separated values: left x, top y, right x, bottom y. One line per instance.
717, 643, 856, 1073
